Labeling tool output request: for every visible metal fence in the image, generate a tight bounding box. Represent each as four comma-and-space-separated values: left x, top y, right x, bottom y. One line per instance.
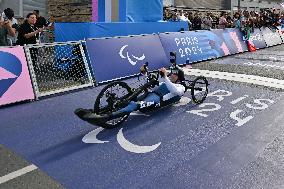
24, 41, 94, 99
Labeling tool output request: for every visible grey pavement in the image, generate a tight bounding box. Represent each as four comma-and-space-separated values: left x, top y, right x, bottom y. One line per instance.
0, 145, 64, 189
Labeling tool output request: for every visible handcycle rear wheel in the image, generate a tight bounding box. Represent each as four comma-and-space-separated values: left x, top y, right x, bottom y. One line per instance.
191, 76, 208, 104
94, 81, 133, 129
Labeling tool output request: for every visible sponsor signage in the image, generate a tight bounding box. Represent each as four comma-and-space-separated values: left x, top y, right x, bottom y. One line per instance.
0, 47, 34, 106
86, 35, 168, 82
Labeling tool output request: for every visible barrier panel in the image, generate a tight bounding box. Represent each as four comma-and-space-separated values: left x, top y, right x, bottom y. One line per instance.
247, 28, 267, 49
277, 26, 284, 42
86, 34, 168, 83
159, 31, 216, 65
0, 46, 34, 106
55, 22, 189, 42
25, 42, 94, 99
210, 28, 248, 55
260, 27, 282, 47
159, 29, 248, 65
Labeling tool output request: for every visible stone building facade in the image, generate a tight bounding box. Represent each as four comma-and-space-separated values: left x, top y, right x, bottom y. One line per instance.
48, 0, 92, 22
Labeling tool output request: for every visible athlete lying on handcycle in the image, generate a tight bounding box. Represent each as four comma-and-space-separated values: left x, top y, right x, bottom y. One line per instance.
75, 66, 186, 124
116, 67, 185, 112
75, 52, 208, 129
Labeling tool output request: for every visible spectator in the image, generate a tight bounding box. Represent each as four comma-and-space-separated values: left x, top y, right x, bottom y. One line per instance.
211, 13, 219, 29
163, 9, 172, 21
272, 13, 280, 29
168, 13, 180, 22
16, 13, 43, 45
184, 12, 192, 30
233, 12, 242, 28
2, 8, 19, 45
42, 15, 55, 43
226, 16, 234, 28
33, 10, 48, 29
263, 10, 272, 27
202, 13, 213, 30
179, 10, 188, 21
0, 14, 16, 46
188, 12, 194, 30
242, 17, 254, 40
254, 12, 262, 28
259, 13, 266, 28
218, 12, 228, 29
192, 12, 202, 30
163, 8, 281, 30
280, 14, 284, 29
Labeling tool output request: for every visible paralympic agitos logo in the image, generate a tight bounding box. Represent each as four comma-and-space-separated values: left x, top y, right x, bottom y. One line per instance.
82, 97, 191, 154
119, 45, 145, 66
0, 52, 22, 97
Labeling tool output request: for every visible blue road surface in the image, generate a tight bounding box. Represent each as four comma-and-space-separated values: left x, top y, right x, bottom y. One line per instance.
1, 76, 284, 188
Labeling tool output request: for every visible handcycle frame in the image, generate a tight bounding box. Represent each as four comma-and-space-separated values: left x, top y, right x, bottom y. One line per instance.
92, 63, 209, 129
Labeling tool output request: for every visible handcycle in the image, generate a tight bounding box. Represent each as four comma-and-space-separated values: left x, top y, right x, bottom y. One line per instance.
75, 64, 208, 129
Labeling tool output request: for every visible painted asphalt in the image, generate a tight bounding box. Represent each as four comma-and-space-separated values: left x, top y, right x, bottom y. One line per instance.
0, 145, 63, 189
194, 45, 284, 80
1, 46, 284, 188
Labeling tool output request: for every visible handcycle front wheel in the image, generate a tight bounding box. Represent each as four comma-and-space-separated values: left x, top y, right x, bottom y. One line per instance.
94, 81, 133, 129
190, 76, 208, 104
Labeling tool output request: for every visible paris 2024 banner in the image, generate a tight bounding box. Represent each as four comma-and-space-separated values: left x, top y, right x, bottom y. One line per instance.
0, 47, 35, 106
159, 28, 248, 65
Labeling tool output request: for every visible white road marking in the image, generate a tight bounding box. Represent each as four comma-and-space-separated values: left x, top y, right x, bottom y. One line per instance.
130, 112, 150, 116
82, 127, 109, 144
0, 165, 38, 184
117, 128, 161, 154
230, 95, 249, 105
184, 68, 284, 89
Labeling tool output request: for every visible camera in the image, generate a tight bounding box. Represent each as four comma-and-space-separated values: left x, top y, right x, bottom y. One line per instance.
12, 23, 20, 30
3, 15, 9, 22
159, 70, 165, 77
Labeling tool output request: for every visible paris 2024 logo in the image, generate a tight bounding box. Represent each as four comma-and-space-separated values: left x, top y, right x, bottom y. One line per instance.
0, 52, 22, 97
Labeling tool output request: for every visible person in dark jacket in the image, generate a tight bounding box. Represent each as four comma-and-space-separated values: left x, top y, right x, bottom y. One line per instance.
17, 13, 43, 45
33, 10, 48, 29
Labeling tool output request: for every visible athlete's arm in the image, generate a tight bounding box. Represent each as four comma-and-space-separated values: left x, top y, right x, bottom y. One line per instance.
159, 67, 185, 96
161, 76, 185, 96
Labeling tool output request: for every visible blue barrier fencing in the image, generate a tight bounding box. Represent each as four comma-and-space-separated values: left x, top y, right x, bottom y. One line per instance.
159, 29, 248, 65
277, 26, 284, 42
247, 28, 267, 49
55, 22, 189, 42
260, 27, 282, 47
208, 28, 248, 55
86, 34, 169, 83
0, 46, 35, 106
159, 31, 217, 65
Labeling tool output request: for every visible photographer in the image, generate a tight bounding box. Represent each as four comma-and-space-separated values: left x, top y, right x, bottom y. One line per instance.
0, 13, 16, 46
2, 8, 19, 45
